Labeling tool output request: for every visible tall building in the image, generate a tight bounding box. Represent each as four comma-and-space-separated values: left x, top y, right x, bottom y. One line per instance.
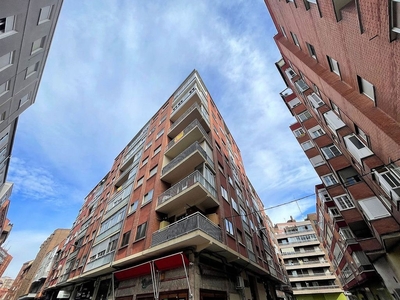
42, 70, 286, 300
0, 277, 15, 300
0, 0, 64, 244
273, 215, 344, 300
0, 248, 12, 278
6, 229, 69, 300
263, 0, 400, 298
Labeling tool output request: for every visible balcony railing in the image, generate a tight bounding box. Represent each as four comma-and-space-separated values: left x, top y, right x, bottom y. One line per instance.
158, 170, 217, 206
162, 141, 214, 175
172, 84, 208, 118
279, 238, 319, 245
151, 212, 222, 247
291, 285, 340, 290
84, 251, 115, 273
282, 249, 324, 256
169, 102, 210, 134
286, 260, 329, 266
166, 119, 211, 152
289, 272, 334, 278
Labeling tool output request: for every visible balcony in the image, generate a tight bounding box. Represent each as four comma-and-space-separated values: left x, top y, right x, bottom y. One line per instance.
373, 165, 400, 202
285, 260, 331, 270
289, 272, 337, 282
151, 212, 222, 247
171, 80, 208, 122
282, 249, 324, 258
279, 239, 320, 247
161, 142, 213, 184
169, 102, 210, 139
103, 195, 130, 222
292, 285, 342, 295
84, 251, 115, 273
95, 221, 123, 244
165, 119, 211, 159
156, 170, 218, 214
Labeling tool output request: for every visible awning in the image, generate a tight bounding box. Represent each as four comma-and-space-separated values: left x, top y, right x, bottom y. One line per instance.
114, 252, 189, 281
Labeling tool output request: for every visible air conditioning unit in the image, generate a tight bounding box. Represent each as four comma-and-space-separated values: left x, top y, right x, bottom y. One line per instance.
236, 276, 245, 289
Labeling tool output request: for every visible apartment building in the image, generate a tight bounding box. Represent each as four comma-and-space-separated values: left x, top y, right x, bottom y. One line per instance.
6, 229, 69, 300
41, 70, 286, 300
0, 277, 15, 300
0, 0, 64, 244
273, 215, 344, 300
263, 0, 400, 299
0, 248, 12, 278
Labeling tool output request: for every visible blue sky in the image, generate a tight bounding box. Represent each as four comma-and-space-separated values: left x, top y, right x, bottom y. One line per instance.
3, 1, 320, 278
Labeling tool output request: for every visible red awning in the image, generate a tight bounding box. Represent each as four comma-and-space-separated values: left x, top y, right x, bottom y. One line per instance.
114, 252, 189, 281
153, 252, 189, 271
114, 261, 151, 281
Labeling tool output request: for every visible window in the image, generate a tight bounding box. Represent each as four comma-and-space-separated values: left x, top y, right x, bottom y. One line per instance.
321, 144, 341, 159
221, 186, 228, 200
240, 206, 248, 223
0, 81, 9, 96
293, 127, 305, 138
0, 16, 15, 36
306, 43, 317, 59
156, 129, 164, 139
31, 36, 46, 54
0, 51, 13, 71
290, 32, 300, 47
231, 198, 239, 212
310, 155, 325, 167
159, 115, 166, 124
308, 125, 325, 139
330, 100, 340, 115
288, 97, 301, 109
327, 56, 340, 76
149, 165, 157, 178
141, 156, 148, 167
333, 194, 355, 210
357, 76, 375, 101
225, 219, 234, 235
38, 5, 53, 24
343, 134, 373, 163
120, 232, 130, 247
153, 145, 161, 156
228, 176, 233, 185
237, 229, 244, 244
390, 0, 400, 37
136, 176, 144, 188
298, 110, 312, 122
339, 227, 354, 240
129, 201, 138, 213
321, 173, 338, 186
323, 110, 345, 132
329, 207, 341, 218
144, 141, 152, 150
26, 62, 39, 78
280, 25, 287, 38
355, 125, 368, 144
358, 197, 391, 220
135, 222, 147, 240
142, 189, 153, 205
301, 140, 314, 151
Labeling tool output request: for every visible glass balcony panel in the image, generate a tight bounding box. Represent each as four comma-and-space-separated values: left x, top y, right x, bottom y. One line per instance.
83, 251, 115, 273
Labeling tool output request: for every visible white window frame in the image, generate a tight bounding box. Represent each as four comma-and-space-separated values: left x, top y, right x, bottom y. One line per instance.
339, 227, 354, 240
31, 36, 46, 55
301, 140, 314, 151
310, 155, 325, 167
373, 164, 400, 201
308, 125, 325, 139
153, 145, 161, 156
329, 207, 341, 218
321, 173, 338, 186
323, 110, 345, 132
358, 76, 375, 101
149, 165, 157, 178
290, 32, 300, 47
0, 81, 9, 96
306, 42, 317, 59
280, 25, 287, 38
0, 16, 15, 37
358, 196, 391, 220
142, 189, 154, 206
38, 5, 53, 24
225, 219, 234, 235
231, 198, 239, 212
298, 110, 312, 122
321, 144, 341, 159
288, 97, 301, 109
221, 186, 228, 200
0, 51, 13, 71
333, 194, 355, 211
293, 127, 305, 138
307, 93, 324, 108
26, 62, 39, 78
328, 56, 340, 76
156, 129, 164, 139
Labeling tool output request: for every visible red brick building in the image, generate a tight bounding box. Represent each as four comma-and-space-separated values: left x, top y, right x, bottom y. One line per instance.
263, 0, 400, 299
42, 71, 287, 300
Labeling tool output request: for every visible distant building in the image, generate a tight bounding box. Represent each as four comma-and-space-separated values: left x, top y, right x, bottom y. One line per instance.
0, 247, 12, 278
273, 215, 345, 300
0, 277, 15, 300
263, 0, 400, 298
0, 0, 64, 245
5, 229, 69, 300
40, 70, 286, 300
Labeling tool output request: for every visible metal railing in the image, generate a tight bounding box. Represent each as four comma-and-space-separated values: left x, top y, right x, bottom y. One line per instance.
172, 83, 208, 116
169, 102, 210, 134
162, 141, 214, 175
289, 272, 334, 278
151, 212, 222, 247
84, 251, 115, 273
291, 285, 340, 290
166, 119, 211, 152
158, 170, 217, 206
286, 260, 328, 266
279, 238, 319, 245
282, 249, 324, 256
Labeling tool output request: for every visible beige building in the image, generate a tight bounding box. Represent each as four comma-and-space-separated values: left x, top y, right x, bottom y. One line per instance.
273, 215, 345, 300
0, 0, 64, 244
6, 229, 69, 300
